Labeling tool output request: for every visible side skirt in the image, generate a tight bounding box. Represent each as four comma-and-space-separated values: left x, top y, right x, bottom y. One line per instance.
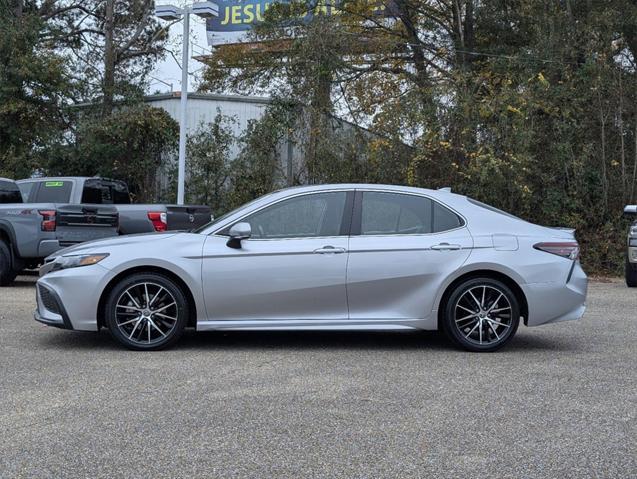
196, 318, 437, 332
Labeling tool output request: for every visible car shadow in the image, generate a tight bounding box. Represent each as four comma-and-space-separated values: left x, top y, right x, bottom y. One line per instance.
35, 327, 576, 353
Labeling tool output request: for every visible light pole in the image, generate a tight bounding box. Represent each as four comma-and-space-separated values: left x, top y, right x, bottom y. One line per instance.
155, 2, 219, 205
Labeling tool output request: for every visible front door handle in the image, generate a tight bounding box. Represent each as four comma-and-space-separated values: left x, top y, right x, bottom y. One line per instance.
314, 245, 347, 254
431, 243, 462, 251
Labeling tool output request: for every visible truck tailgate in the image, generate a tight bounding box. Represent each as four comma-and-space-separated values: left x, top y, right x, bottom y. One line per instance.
56, 205, 119, 245
166, 205, 212, 230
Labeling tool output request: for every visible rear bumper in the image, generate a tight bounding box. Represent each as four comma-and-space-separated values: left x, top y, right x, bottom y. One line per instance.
522, 261, 588, 327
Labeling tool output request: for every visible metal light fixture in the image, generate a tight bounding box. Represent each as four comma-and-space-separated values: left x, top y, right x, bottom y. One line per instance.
154, 2, 220, 205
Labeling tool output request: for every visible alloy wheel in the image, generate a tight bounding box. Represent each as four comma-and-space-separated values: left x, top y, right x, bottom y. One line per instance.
114, 282, 179, 346
453, 284, 513, 346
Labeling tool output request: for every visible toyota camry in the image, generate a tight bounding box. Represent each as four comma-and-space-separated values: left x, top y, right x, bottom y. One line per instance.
35, 184, 588, 351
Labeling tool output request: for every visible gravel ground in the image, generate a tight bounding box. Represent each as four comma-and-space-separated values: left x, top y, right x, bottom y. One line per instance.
0, 275, 636, 479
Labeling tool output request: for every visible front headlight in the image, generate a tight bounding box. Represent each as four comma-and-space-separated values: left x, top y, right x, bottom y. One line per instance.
51, 253, 109, 272
630, 225, 637, 237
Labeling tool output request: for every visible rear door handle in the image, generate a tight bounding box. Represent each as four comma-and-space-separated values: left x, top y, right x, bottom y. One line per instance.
314, 245, 347, 254
431, 243, 462, 251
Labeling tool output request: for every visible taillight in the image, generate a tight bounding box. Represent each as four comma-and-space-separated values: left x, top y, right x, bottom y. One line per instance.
147, 211, 167, 232
38, 210, 56, 232
534, 242, 579, 260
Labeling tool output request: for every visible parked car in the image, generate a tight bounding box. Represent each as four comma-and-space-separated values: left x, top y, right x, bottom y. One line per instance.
35, 184, 588, 352
16, 177, 212, 235
624, 205, 637, 287
0, 178, 119, 285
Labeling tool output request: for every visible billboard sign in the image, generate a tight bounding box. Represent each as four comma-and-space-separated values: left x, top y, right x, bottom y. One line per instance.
206, 0, 390, 46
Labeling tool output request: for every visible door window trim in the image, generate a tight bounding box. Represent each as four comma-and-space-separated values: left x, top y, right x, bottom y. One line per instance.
211, 190, 356, 240
351, 189, 466, 237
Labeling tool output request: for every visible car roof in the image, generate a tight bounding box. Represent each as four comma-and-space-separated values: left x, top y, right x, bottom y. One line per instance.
271, 183, 458, 196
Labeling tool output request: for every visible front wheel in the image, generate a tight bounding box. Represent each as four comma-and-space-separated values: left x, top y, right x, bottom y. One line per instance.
104, 273, 188, 350
442, 278, 520, 352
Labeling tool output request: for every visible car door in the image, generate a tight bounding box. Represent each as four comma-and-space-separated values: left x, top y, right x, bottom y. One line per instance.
347, 190, 473, 321
201, 190, 353, 322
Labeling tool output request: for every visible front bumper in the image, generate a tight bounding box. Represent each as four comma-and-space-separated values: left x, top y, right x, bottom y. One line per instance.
522, 261, 588, 327
34, 264, 115, 331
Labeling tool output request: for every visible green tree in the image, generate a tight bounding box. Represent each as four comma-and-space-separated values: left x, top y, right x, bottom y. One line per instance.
184, 112, 237, 211
0, 0, 69, 178
46, 105, 178, 202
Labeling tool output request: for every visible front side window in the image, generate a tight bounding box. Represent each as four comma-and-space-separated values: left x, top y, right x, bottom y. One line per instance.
360, 192, 462, 235
241, 192, 347, 239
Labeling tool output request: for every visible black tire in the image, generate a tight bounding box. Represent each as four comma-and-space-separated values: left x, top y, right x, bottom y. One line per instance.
442, 277, 520, 352
626, 256, 637, 287
104, 272, 188, 351
0, 241, 18, 286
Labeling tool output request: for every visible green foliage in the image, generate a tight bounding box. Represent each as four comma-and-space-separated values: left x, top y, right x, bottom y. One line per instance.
183, 112, 237, 211
0, 1, 69, 178
46, 105, 178, 202
227, 100, 293, 208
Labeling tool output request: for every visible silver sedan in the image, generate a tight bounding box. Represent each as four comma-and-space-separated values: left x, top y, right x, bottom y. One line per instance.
35, 184, 588, 351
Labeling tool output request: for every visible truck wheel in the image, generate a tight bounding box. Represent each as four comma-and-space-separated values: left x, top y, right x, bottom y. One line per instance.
0, 241, 17, 286
626, 256, 637, 287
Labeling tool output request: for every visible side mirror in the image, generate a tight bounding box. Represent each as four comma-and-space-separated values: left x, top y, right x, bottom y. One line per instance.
226, 222, 251, 249
624, 205, 637, 216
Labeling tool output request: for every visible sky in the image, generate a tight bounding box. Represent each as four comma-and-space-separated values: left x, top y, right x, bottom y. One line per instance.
149, 4, 213, 95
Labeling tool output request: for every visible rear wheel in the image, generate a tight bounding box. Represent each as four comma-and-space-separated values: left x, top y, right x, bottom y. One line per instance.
626, 256, 637, 287
0, 241, 17, 286
104, 273, 188, 350
442, 278, 520, 352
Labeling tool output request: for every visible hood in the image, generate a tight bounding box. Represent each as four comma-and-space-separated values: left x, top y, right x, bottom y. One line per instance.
48, 232, 179, 259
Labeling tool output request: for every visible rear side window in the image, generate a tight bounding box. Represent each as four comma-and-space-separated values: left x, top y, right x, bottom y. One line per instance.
82, 180, 130, 204
0, 180, 22, 204
111, 181, 130, 204
361, 192, 433, 235
360, 192, 463, 235
33, 181, 73, 203
81, 180, 104, 204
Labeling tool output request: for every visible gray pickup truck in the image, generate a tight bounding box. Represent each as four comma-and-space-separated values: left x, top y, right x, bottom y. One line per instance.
0, 178, 119, 285
16, 177, 212, 235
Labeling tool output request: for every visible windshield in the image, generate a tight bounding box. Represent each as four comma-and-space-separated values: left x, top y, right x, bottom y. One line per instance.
192, 192, 277, 234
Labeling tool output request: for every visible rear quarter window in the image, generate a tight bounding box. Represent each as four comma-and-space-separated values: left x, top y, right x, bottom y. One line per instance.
433, 202, 463, 232
33, 181, 73, 203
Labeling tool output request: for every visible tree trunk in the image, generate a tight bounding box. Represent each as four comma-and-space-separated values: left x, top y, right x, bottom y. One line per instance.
103, 0, 116, 115
13, 0, 23, 17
